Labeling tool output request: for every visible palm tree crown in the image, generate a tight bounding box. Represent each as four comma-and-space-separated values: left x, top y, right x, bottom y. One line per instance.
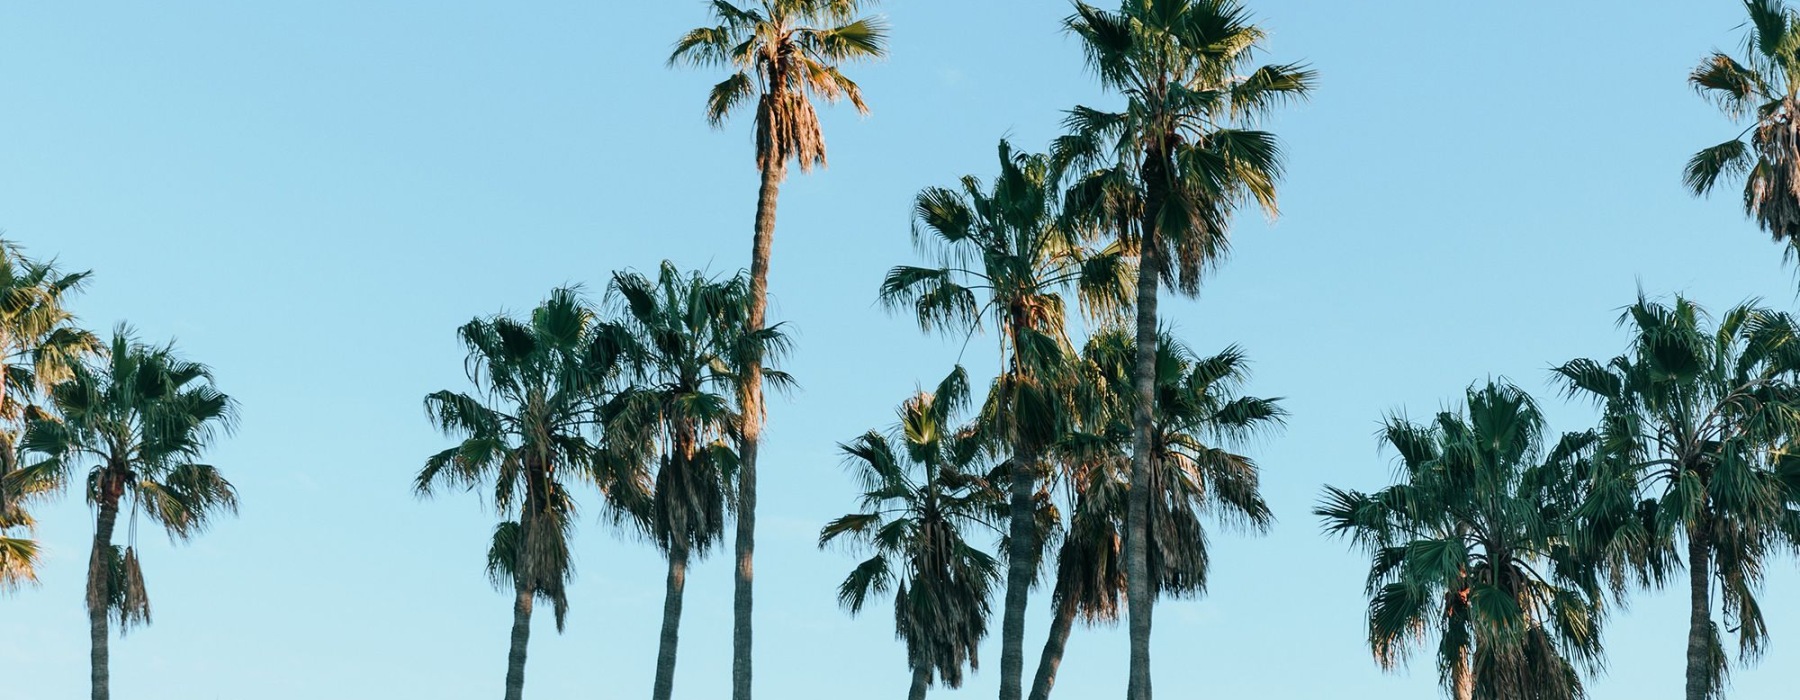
1686, 0, 1800, 252
1058, 0, 1313, 292
0, 239, 99, 591
670, 0, 888, 173
1318, 381, 1606, 700
1079, 327, 1283, 596
820, 368, 1001, 700
606, 262, 788, 564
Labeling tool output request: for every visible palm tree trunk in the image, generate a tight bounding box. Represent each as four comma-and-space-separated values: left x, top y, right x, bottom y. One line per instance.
1027, 600, 1077, 700
1125, 157, 1165, 700
1000, 446, 1039, 700
1685, 521, 1714, 700
733, 158, 784, 700
908, 662, 931, 700
502, 580, 533, 700
1452, 662, 1473, 700
653, 543, 691, 700
87, 493, 120, 700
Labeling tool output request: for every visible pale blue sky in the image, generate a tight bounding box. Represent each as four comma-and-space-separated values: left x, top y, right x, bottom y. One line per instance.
4, 1, 1799, 698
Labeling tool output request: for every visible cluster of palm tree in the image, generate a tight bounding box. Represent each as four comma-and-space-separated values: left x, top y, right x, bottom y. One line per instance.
0, 239, 240, 700
19, 0, 1800, 697
1318, 297, 1800, 700
814, 0, 1314, 695
423, 1, 1313, 696
417, 265, 789, 700
1301, 2, 1800, 699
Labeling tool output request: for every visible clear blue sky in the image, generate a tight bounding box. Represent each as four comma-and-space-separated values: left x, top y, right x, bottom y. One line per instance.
4, 1, 1798, 698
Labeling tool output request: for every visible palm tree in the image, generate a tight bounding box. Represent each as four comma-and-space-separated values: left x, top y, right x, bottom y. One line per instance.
604, 262, 790, 700
16, 328, 236, 700
670, 6, 886, 696
0, 239, 99, 591
881, 138, 1130, 700
1685, 0, 1800, 258
415, 288, 638, 700
1317, 381, 1608, 700
1056, 4, 1313, 694
1553, 297, 1800, 700
1028, 328, 1281, 700
821, 368, 1002, 700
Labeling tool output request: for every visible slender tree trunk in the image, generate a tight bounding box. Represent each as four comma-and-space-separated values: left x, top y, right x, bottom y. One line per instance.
1685, 519, 1714, 700
908, 662, 931, 700
88, 492, 120, 700
1452, 661, 1473, 700
502, 580, 533, 700
734, 158, 784, 700
653, 543, 691, 700
999, 446, 1039, 700
1027, 600, 1077, 700
1125, 155, 1166, 700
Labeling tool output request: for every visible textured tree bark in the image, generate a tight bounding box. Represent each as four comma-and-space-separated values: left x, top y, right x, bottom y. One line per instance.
502, 581, 533, 700
1452, 662, 1473, 700
1027, 600, 1077, 700
88, 492, 120, 700
734, 158, 784, 700
1685, 521, 1713, 700
653, 543, 691, 700
1126, 151, 1167, 700
908, 662, 931, 700
999, 446, 1039, 700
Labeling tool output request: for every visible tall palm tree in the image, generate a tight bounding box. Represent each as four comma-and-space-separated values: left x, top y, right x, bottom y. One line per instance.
1317, 381, 1608, 700
881, 138, 1130, 700
604, 262, 790, 700
1553, 297, 1800, 700
15, 328, 236, 700
1685, 0, 1800, 258
1028, 328, 1281, 700
415, 288, 638, 700
0, 239, 99, 591
1056, 4, 1312, 695
670, 6, 886, 696
821, 368, 1002, 700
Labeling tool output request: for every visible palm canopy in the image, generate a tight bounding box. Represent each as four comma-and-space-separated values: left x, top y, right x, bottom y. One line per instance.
0, 238, 99, 426
1686, 0, 1800, 249
604, 261, 791, 557
416, 287, 638, 629
1552, 296, 1800, 697
884, 139, 1132, 338
16, 327, 238, 626
820, 367, 1002, 693
883, 138, 1135, 458
1318, 381, 1606, 700
1056, 0, 1314, 292
670, 0, 888, 173
1072, 327, 1282, 595
0, 239, 100, 591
